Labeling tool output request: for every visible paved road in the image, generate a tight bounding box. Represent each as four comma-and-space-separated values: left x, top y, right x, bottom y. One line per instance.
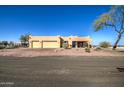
0, 56, 124, 87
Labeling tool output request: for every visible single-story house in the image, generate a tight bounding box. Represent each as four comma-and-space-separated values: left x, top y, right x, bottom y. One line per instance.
29, 35, 92, 48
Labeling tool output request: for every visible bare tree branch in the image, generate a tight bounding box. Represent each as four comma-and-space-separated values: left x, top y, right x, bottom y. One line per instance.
105, 23, 120, 33
120, 29, 124, 34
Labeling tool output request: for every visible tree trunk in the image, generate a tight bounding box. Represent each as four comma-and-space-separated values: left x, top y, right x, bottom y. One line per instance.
113, 33, 122, 50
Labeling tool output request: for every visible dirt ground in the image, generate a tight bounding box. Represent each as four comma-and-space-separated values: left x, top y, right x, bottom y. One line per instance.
0, 56, 124, 87
0, 48, 124, 87
0, 48, 124, 57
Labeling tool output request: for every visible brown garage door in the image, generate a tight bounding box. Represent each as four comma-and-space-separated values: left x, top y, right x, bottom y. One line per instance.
43, 41, 59, 48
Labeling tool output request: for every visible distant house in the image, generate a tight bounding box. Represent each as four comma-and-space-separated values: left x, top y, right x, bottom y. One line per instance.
29, 35, 92, 48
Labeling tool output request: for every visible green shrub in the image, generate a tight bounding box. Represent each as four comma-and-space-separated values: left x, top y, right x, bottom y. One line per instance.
99, 41, 111, 48
85, 47, 91, 53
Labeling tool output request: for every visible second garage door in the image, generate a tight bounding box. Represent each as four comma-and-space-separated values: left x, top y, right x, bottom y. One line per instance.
43, 41, 59, 48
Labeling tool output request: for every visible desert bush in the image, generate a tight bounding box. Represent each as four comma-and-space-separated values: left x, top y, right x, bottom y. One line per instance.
13, 44, 20, 48
62, 43, 68, 49
1, 41, 8, 47
7, 43, 20, 49
99, 41, 111, 48
0, 41, 20, 49
85, 47, 91, 53
6, 46, 19, 49
0, 45, 6, 49
94, 46, 102, 51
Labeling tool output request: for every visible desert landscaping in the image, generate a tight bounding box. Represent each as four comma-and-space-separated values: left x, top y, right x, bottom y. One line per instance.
0, 48, 124, 57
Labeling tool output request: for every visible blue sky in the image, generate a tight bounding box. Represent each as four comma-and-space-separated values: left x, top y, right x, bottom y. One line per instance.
0, 5, 123, 45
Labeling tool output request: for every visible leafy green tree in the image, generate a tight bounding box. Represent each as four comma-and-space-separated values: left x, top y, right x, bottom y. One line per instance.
99, 41, 111, 48
93, 6, 124, 50
20, 34, 30, 47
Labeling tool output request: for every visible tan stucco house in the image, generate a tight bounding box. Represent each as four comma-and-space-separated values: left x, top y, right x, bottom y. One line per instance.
29, 35, 92, 48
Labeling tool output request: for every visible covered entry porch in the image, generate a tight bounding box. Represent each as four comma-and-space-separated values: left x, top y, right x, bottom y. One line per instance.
72, 41, 89, 48
71, 37, 91, 48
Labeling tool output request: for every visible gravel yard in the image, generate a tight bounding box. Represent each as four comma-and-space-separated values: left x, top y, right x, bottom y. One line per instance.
0, 48, 124, 57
